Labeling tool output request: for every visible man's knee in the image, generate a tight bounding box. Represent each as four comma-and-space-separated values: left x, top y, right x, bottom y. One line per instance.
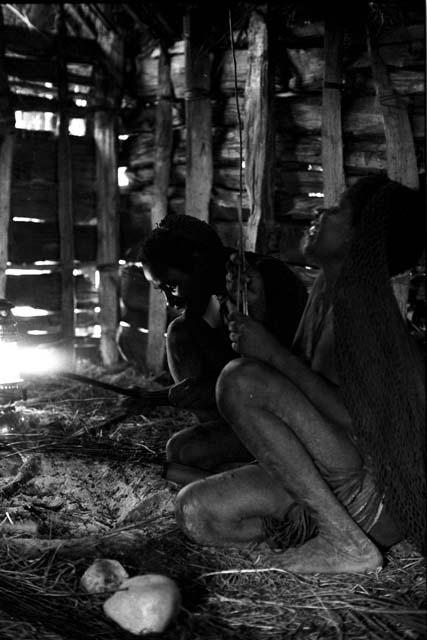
175, 482, 213, 544
216, 358, 265, 418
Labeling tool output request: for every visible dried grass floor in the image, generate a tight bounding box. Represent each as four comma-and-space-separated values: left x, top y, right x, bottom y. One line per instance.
0, 362, 425, 640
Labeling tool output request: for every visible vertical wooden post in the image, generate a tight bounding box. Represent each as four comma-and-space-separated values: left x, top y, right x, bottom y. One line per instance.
92, 7, 123, 367
0, 9, 14, 298
321, 16, 345, 208
57, 8, 75, 367
146, 48, 173, 374
368, 31, 419, 189
183, 10, 213, 222
94, 69, 120, 367
0, 136, 13, 298
244, 7, 274, 253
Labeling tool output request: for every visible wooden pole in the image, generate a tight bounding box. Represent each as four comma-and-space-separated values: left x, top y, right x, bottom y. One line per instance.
244, 7, 274, 253
93, 8, 123, 367
0, 7, 15, 298
146, 48, 173, 374
183, 9, 213, 222
321, 16, 345, 208
0, 136, 13, 298
57, 7, 75, 367
94, 72, 120, 367
368, 30, 419, 190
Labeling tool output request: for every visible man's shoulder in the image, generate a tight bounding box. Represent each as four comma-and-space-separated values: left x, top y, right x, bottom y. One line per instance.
250, 253, 307, 288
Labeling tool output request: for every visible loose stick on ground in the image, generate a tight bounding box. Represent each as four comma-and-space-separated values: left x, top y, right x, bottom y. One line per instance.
0, 456, 39, 499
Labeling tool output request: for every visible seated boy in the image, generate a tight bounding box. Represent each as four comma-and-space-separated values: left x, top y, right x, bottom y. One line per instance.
118, 213, 307, 469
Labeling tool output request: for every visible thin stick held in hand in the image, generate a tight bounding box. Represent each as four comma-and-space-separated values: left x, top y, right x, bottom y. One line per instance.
229, 9, 248, 316
237, 200, 249, 316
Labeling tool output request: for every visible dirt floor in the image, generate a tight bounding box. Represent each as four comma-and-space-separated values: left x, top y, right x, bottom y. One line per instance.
0, 362, 425, 640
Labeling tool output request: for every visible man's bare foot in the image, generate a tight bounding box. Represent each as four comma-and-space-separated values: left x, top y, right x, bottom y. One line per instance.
250, 534, 383, 574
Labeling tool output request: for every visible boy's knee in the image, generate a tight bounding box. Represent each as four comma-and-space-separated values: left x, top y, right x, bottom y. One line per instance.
165, 432, 183, 464
166, 315, 190, 350
166, 430, 196, 465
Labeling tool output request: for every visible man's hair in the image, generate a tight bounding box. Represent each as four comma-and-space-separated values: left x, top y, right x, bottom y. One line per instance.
334, 174, 426, 553
346, 175, 425, 276
136, 214, 225, 274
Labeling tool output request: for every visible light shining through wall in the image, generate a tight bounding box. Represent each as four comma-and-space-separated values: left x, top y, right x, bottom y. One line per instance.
0, 342, 22, 385
16, 346, 65, 377
12, 307, 51, 318
118, 166, 129, 187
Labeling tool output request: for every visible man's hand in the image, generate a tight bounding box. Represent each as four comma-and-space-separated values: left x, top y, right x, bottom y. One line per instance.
225, 253, 266, 321
168, 377, 216, 409
228, 311, 279, 363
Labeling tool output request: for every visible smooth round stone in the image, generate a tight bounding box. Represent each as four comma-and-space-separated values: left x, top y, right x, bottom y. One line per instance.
80, 559, 129, 594
103, 574, 181, 635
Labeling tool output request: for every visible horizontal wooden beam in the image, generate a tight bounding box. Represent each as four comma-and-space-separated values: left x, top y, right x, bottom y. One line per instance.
11, 92, 87, 116
6, 272, 97, 311
3, 25, 100, 64
6, 56, 93, 87
8, 221, 97, 262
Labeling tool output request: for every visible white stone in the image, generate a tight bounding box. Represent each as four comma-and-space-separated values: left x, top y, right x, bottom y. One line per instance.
80, 559, 129, 594
103, 574, 181, 635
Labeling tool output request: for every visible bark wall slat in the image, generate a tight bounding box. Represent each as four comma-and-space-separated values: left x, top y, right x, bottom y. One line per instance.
368, 31, 419, 189
244, 8, 274, 253
183, 11, 213, 222
321, 18, 345, 207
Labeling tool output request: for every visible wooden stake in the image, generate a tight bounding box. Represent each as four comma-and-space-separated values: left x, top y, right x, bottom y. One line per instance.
244, 7, 274, 253
146, 48, 173, 374
321, 17, 345, 208
368, 30, 419, 189
57, 8, 75, 367
183, 10, 213, 222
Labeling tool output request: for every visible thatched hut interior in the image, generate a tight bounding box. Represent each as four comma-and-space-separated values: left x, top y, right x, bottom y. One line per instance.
0, 2, 425, 639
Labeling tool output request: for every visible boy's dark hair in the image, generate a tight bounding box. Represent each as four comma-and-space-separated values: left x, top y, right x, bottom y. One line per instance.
136, 214, 225, 274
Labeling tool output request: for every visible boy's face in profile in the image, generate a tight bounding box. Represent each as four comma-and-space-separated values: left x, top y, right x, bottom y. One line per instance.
142, 262, 211, 316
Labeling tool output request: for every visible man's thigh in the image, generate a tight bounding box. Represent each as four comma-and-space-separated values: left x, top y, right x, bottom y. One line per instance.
166, 419, 252, 468
219, 358, 361, 472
